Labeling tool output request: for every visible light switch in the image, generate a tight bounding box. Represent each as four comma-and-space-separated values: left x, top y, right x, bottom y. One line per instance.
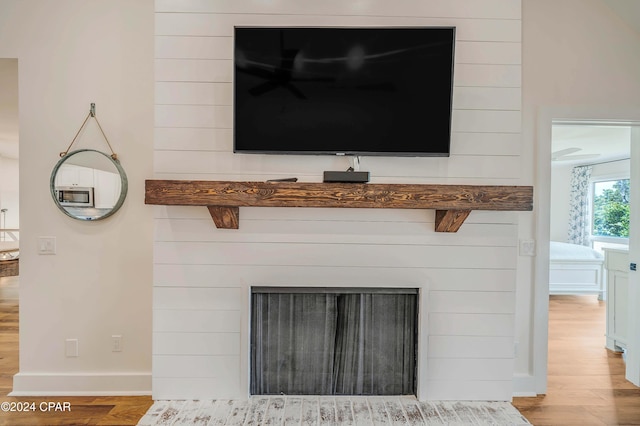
38, 236, 56, 255
65, 339, 78, 357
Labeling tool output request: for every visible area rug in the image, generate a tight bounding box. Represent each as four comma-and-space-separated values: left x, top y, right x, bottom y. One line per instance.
137, 396, 531, 425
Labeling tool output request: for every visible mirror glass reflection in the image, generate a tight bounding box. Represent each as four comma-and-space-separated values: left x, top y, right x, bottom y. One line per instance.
50, 149, 127, 221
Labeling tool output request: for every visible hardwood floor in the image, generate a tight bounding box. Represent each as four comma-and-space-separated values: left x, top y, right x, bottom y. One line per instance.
513, 295, 640, 425
2, 277, 639, 425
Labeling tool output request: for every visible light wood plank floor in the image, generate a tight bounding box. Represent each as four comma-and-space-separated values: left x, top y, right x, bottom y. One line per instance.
1, 277, 639, 425
513, 295, 640, 425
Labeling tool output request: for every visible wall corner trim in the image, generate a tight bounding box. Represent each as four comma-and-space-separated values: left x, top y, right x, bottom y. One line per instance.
512, 373, 537, 397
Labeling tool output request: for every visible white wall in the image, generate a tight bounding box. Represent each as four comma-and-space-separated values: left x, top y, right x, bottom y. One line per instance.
521, 0, 640, 394
0, 0, 154, 394
523, 0, 640, 107
592, 159, 631, 180
153, 0, 522, 401
0, 156, 19, 229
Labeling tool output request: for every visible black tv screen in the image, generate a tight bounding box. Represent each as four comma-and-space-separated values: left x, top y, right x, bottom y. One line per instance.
234, 27, 455, 157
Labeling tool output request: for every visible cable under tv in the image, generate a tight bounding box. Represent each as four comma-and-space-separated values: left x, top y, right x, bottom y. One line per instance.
323, 170, 370, 183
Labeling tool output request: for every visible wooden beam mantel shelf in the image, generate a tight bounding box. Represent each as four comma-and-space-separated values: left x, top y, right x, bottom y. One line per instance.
145, 180, 533, 233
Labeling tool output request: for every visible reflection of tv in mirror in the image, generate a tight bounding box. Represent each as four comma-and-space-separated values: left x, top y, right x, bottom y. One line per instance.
234, 26, 456, 157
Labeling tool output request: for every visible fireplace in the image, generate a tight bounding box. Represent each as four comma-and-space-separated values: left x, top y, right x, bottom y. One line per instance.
250, 287, 418, 396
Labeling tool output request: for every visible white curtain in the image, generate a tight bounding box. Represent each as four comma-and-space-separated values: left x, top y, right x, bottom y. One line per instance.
567, 165, 593, 246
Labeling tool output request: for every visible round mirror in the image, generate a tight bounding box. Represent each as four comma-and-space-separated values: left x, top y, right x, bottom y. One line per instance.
50, 149, 128, 221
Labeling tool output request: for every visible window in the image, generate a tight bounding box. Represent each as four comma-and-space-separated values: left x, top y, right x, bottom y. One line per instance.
592, 179, 630, 239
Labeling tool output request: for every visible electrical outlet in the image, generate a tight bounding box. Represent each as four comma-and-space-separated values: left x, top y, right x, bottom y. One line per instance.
519, 239, 536, 256
65, 339, 78, 357
112, 335, 122, 352
38, 236, 56, 255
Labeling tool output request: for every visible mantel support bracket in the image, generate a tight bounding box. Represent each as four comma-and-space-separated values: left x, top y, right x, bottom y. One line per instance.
207, 206, 240, 229
434, 209, 472, 233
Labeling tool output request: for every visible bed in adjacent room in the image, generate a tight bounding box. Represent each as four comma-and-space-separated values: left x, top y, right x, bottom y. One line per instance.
549, 241, 605, 300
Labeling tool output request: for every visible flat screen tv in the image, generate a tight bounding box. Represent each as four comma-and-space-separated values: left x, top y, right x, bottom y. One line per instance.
234, 26, 455, 157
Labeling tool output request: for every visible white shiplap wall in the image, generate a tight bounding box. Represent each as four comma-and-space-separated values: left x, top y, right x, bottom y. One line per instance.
153, 0, 521, 401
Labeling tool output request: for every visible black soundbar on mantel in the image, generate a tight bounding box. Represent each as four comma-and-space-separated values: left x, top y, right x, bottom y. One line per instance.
323, 170, 370, 183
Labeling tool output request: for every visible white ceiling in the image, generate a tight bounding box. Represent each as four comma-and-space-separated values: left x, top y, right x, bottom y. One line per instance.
552, 124, 631, 165
0, 2, 638, 161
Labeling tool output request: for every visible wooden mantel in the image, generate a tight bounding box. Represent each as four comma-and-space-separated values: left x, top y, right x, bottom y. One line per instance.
145, 180, 533, 232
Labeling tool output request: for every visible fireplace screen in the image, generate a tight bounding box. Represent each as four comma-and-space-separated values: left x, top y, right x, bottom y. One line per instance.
250, 288, 418, 395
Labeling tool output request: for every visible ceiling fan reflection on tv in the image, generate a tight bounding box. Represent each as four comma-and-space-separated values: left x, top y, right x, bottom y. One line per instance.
236, 31, 401, 100
236, 31, 335, 100
552, 147, 600, 162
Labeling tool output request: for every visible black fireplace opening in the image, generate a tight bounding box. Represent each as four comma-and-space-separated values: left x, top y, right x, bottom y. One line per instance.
250, 287, 418, 396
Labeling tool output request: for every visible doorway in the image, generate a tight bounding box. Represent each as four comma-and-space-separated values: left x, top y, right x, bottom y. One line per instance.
0, 57, 19, 397
549, 121, 631, 372
534, 107, 640, 394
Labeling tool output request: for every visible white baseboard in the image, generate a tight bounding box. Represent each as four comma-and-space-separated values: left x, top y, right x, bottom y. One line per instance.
9, 372, 151, 396
512, 374, 538, 397
10, 372, 536, 398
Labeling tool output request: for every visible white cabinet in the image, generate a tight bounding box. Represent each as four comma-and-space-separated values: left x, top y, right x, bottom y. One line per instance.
55, 164, 120, 209
604, 248, 629, 352
93, 169, 120, 208
55, 164, 94, 187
